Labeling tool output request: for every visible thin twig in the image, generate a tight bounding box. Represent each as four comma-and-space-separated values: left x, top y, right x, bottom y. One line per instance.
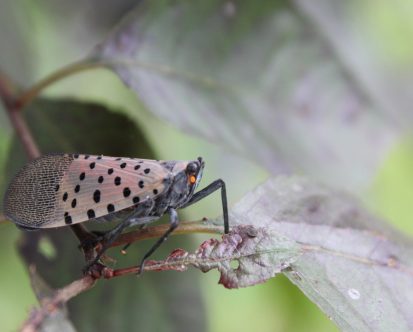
21, 273, 96, 332
0, 71, 41, 159
16, 59, 104, 109
19, 222, 223, 329
111, 220, 223, 248
8, 108, 41, 158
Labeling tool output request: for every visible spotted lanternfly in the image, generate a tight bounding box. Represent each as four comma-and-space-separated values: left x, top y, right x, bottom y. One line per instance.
3, 154, 229, 272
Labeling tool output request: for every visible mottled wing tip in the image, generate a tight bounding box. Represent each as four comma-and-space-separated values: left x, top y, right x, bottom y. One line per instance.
3, 154, 74, 228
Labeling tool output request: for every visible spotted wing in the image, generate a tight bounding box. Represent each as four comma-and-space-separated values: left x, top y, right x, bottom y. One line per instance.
4, 154, 171, 229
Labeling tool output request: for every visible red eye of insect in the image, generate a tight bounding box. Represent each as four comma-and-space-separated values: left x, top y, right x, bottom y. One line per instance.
189, 175, 196, 184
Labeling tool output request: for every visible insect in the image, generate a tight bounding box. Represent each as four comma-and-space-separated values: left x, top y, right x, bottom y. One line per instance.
3, 153, 229, 272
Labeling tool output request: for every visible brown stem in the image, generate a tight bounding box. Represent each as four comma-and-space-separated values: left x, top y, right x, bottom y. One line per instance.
110, 221, 223, 248
1, 60, 103, 160
8, 108, 41, 159
0, 71, 41, 159
102, 261, 175, 278
19, 222, 223, 330
20, 273, 96, 332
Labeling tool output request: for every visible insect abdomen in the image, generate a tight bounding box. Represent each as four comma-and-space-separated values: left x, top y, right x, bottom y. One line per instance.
4, 154, 74, 229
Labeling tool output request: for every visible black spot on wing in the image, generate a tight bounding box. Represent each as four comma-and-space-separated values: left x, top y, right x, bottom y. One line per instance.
123, 187, 131, 197
114, 176, 121, 186
65, 214, 72, 224
64, 212, 72, 224
93, 190, 101, 203
87, 209, 95, 219
107, 204, 115, 213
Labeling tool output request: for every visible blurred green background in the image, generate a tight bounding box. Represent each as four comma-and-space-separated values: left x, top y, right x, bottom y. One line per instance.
1, 1, 413, 331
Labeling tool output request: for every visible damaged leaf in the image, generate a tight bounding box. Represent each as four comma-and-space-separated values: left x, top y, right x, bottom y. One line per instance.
193, 225, 300, 288
161, 177, 413, 331
151, 225, 301, 288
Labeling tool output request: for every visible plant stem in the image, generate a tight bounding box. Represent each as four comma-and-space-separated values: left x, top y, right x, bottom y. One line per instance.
21, 272, 96, 332
16, 59, 106, 109
0, 71, 40, 159
111, 221, 223, 248
8, 108, 41, 158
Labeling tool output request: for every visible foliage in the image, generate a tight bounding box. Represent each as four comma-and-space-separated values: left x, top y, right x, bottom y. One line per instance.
0, 1, 413, 331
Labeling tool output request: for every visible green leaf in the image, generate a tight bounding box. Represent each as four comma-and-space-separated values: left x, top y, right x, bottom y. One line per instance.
94, 0, 398, 191
206, 177, 412, 331
4, 98, 206, 331
129, 176, 412, 330
296, 1, 413, 127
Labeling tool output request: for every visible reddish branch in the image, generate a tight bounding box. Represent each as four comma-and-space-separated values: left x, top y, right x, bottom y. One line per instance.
20, 246, 203, 332
111, 221, 222, 248
0, 71, 40, 159
21, 269, 96, 332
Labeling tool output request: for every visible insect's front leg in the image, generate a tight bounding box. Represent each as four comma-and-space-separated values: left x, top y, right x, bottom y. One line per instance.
83, 198, 155, 273
182, 179, 229, 234
138, 208, 179, 275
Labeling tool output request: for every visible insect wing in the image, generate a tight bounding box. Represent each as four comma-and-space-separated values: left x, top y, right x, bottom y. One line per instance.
4, 154, 170, 228
4, 154, 72, 229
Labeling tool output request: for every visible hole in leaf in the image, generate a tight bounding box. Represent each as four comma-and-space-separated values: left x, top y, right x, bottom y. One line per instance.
230, 259, 240, 270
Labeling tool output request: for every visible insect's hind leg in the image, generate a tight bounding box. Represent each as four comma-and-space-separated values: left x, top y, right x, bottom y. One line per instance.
83, 199, 154, 273
138, 208, 179, 275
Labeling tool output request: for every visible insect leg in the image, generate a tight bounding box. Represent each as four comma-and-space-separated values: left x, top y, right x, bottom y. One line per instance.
120, 224, 146, 254
82, 217, 135, 272
138, 208, 179, 275
181, 179, 229, 234
83, 199, 155, 273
